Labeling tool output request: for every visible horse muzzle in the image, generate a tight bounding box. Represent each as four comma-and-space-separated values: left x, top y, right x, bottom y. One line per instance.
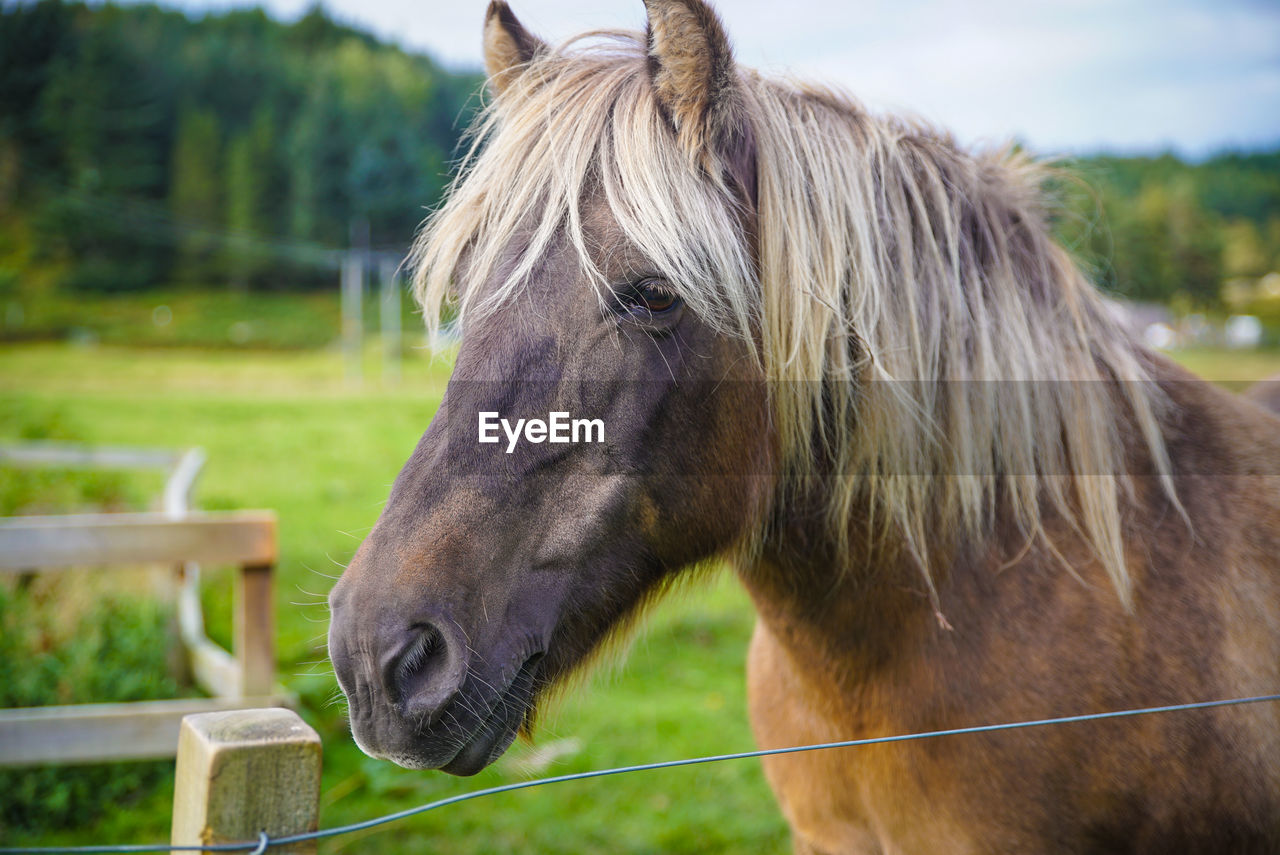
328, 589, 546, 775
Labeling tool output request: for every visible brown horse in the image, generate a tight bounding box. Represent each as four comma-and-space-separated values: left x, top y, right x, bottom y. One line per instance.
327, 2, 1280, 851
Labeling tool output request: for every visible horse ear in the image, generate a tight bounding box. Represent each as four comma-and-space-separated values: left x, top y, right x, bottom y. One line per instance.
643, 0, 739, 151
483, 1, 546, 96
643, 0, 753, 203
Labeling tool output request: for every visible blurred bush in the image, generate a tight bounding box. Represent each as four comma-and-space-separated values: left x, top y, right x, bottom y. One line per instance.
0, 403, 184, 835
0, 588, 180, 834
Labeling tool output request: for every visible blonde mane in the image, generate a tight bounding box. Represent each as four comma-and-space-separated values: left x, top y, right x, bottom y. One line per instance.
411, 30, 1175, 609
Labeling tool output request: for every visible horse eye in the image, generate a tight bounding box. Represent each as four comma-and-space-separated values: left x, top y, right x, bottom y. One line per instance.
624, 279, 680, 316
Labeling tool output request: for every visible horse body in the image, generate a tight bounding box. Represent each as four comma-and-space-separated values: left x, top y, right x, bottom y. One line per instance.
327, 2, 1280, 851
746, 361, 1280, 853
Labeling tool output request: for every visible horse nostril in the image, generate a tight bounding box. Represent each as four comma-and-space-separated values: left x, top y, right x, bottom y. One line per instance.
389, 624, 441, 696
381, 621, 467, 725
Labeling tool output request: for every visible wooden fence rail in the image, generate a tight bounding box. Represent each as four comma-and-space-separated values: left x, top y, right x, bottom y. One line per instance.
0, 511, 284, 766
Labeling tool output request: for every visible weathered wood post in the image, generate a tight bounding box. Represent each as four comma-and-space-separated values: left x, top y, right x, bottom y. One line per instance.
379, 256, 401, 385
171, 708, 322, 855
341, 251, 364, 387
235, 562, 275, 697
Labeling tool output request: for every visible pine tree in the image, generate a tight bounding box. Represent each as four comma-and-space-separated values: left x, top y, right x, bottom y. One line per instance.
225, 107, 281, 288
169, 105, 222, 286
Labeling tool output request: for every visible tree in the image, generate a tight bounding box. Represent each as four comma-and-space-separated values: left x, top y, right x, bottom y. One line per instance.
169, 105, 222, 286
224, 106, 283, 288
288, 83, 351, 247
0, 0, 73, 203
33, 8, 173, 292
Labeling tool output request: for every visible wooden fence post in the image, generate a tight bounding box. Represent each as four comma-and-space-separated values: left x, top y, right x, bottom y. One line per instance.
379, 256, 401, 385
341, 251, 365, 387
171, 708, 322, 855
235, 562, 275, 697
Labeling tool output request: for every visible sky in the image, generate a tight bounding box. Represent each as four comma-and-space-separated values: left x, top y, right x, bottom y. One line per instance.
154, 0, 1280, 158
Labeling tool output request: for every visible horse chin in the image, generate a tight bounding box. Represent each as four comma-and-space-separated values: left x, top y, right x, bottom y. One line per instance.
424, 652, 544, 776
440, 715, 524, 776
363, 692, 530, 774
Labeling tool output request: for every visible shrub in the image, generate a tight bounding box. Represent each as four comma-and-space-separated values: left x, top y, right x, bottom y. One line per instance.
0, 586, 181, 834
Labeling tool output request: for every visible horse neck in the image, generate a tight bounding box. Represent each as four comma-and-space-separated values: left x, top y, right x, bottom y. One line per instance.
741, 361, 1140, 681
737, 354, 1280, 689
737, 487, 946, 684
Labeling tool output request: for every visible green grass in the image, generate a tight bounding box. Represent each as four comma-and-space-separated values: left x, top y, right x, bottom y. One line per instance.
2, 341, 1278, 853
1, 288, 424, 351
0, 586, 181, 835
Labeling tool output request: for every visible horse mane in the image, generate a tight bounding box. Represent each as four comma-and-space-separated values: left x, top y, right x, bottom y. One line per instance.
410, 30, 1176, 610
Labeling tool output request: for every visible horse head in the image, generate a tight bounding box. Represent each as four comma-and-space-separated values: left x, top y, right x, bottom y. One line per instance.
328, 0, 771, 774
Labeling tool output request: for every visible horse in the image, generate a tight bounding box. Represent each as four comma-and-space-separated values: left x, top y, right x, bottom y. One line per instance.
327, 2, 1280, 851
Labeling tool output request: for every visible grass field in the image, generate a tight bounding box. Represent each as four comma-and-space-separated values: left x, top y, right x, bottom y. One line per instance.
1, 341, 1278, 853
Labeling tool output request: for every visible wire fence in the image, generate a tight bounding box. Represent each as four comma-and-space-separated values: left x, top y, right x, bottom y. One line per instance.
2, 692, 1278, 855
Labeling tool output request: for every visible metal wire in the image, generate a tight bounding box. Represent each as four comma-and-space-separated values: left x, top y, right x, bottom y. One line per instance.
3, 692, 1278, 854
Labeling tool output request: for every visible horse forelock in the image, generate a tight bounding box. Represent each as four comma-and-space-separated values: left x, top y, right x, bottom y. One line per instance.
412, 30, 757, 347
409, 29, 1177, 611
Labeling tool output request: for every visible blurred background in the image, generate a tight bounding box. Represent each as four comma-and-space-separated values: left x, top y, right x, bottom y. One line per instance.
1, 0, 1278, 852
